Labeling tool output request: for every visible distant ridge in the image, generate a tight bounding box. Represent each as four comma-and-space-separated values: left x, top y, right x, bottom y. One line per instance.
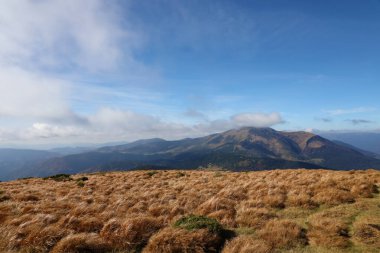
0, 149, 59, 180
34, 127, 380, 177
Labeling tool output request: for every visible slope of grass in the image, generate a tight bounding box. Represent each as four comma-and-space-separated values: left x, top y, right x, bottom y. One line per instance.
0, 169, 379, 252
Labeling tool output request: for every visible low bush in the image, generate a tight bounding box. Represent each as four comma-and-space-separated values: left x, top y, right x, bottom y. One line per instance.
146, 171, 158, 177
174, 215, 223, 234
176, 172, 186, 178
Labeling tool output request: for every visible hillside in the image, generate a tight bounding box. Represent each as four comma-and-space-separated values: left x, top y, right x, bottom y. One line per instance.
0, 169, 379, 252
37, 127, 380, 177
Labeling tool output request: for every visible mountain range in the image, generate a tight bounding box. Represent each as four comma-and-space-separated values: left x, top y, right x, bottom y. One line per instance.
0, 127, 377, 181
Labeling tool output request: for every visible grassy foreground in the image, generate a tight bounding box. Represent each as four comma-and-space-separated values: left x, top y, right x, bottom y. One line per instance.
0, 169, 379, 253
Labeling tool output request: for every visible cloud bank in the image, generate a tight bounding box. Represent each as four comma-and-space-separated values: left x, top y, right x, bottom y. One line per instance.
0, 109, 284, 146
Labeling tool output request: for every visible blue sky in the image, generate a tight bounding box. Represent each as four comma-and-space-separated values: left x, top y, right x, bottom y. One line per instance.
0, 0, 379, 146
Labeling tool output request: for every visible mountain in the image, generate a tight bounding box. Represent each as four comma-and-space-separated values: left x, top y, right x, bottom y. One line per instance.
0, 149, 59, 181
319, 132, 380, 155
36, 127, 380, 176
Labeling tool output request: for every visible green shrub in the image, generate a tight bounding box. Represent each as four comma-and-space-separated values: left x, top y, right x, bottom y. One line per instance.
44, 174, 73, 182
176, 172, 186, 178
17, 177, 35, 180
174, 215, 223, 233
214, 172, 223, 177
146, 171, 158, 177
74, 176, 88, 187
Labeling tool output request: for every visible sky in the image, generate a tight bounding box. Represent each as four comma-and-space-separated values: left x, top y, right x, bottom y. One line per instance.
0, 0, 379, 147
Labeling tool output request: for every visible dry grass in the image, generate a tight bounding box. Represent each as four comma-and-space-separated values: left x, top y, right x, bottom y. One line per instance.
0, 169, 379, 252
257, 219, 307, 249
143, 227, 224, 253
307, 216, 350, 248
99, 216, 163, 251
222, 236, 271, 253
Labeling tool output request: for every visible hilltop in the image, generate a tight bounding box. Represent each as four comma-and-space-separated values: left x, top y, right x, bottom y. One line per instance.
0, 169, 379, 252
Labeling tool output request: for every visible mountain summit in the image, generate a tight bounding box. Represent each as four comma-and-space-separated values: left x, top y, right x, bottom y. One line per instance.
35, 127, 380, 176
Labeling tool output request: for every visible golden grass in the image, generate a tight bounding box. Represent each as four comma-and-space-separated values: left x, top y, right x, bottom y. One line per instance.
222, 236, 271, 253
0, 169, 379, 252
257, 219, 307, 249
143, 227, 224, 253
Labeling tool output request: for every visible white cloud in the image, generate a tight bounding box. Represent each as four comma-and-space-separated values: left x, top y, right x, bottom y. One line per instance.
0, 0, 150, 129
25, 123, 86, 139
0, 0, 132, 72
304, 128, 314, 133
0, 67, 70, 119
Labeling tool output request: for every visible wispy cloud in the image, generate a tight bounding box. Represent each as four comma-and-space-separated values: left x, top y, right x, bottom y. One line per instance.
326, 107, 376, 116
345, 119, 374, 125
315, 117, 332, 123
183, 109, 208, 120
